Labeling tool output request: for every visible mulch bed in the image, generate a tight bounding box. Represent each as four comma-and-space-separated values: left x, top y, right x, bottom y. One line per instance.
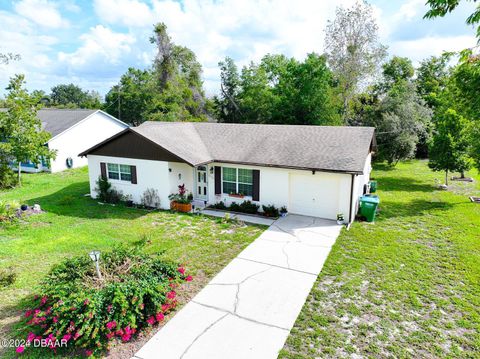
452, 177, 474, 182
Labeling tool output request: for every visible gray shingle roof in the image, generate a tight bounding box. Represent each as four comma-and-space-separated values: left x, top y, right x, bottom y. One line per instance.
0, 108, 98, 138
37, 109, 97, 137
131, 122, 375, 174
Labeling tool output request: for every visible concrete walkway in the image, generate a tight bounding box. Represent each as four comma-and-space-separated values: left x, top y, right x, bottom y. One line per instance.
134, 215, 342, 359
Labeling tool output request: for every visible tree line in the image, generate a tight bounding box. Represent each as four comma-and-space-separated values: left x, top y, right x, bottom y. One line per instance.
0, 0, 479, 187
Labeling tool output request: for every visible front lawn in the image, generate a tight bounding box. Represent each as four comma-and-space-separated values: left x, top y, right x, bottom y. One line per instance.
0, 167, 264, 357
281, 160, 480, 358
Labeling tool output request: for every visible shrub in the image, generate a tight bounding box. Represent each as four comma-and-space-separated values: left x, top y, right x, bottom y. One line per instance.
262, 204, 279, 217
229, 202, 241, 212
94, 177, 123, 204
0, 199, 19, 222
210, 201, 227, 210
239, 200, 260, 214
141, 188, 161, 208
19, 246, 192, 356
0, 267, 16, 287
280, 206, 288, 214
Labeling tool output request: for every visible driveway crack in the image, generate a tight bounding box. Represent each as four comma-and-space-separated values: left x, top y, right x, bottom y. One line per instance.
179, 313, 228, 359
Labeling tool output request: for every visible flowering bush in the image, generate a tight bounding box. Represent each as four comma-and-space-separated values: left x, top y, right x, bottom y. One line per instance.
18, 246, 192, 356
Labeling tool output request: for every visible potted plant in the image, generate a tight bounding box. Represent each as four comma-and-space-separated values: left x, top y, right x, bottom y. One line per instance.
280, 206, 288, 217
169, 184, 193, 213
336, 213, 345, 225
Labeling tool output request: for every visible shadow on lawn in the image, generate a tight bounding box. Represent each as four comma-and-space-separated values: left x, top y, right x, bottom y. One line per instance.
378, 176, 436, 193
26, 182, 148, 220
379, 198, 455, 219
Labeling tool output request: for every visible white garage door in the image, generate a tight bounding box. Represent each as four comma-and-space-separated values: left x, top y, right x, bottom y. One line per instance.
289, 173, 340, 219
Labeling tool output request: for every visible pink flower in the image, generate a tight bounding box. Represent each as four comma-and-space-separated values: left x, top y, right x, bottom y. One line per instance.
106, 321, 117, 330
106, 332, 115, 340
62, 334, 72, 342
107, 305, 113, 313
178, 267, 185, 275
27, 332, 36, 343
40, 296, 48, 305
115, 329, 124, 336
53, 316, 58, 323
167, 291, 176, 300
16, 345, 25, 354
24, 310, 33, 318
73, 332, 81, 340
155, 312, 164, 322
185, 275, 193, 282
161, 304, 170, 312
121, 334, 131, 342
124, 326, 133, 335
85, 349, 93, 357
33, 309, 41, 316
146, 316, 155, 325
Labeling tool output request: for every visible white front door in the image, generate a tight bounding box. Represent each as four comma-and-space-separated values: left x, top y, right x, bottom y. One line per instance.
195, 166, 208, 200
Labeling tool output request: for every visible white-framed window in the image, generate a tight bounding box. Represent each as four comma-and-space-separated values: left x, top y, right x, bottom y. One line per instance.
222, 167, 253, 196
107, 163, 132, 182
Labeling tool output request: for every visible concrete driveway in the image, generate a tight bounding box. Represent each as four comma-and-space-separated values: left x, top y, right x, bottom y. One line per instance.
134, 215, 342, 359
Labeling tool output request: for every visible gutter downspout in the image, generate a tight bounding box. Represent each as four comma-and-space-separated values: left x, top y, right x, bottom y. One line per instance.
348, 174, 357, 226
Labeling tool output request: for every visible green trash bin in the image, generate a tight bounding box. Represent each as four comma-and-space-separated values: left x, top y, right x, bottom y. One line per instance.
360, 195, 380, 222
369, 180, 377, 193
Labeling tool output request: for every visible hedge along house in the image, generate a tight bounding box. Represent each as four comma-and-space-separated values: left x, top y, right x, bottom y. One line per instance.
4, 109, 129, 173
80, 122, 375, 222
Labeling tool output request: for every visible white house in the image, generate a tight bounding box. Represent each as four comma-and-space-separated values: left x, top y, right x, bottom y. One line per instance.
18, 109, 128, 173
80, 122, 375, 222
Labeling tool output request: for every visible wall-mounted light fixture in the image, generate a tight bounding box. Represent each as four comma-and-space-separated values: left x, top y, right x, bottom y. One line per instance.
312, 170, 316, 175
178, 173, 182, 180
209, 167, 214, 174
169, 168, 172, 172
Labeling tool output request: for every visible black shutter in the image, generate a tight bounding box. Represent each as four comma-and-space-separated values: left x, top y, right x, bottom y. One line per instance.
131, 165, 137, 184
100, 162, 107, 179
214, 166, 221, 195
252, 169, 260, 201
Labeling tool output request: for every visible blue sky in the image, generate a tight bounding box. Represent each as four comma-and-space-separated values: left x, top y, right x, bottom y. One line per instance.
0, 0, 477, 98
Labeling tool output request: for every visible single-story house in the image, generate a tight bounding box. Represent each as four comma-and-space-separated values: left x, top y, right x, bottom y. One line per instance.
12, 109, 128, 173
80, 122, 375, 222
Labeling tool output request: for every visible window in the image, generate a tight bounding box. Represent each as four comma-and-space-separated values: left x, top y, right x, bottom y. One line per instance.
222, 167, 253, 196
107, 163, 132, 182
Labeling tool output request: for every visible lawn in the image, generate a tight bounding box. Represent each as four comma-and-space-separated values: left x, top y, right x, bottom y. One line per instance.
280, 160, 480, 358
0, 167, 265, 358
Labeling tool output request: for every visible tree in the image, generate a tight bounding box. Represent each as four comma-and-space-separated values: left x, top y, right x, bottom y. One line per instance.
215, 57, 241, 123
424, 0, 480, 39
214, 54, 340, 125
104, 68, 154, 126
324, 0, 387, 123
0, 75, 55, 185
0, 52, 20, 65
428, 109, 472, 184
416, 56, 450, 109
50, 84, 101, 109
379, 56, 414, 92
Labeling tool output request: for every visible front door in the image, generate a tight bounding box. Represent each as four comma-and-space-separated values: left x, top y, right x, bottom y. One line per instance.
196, 166, 208, 200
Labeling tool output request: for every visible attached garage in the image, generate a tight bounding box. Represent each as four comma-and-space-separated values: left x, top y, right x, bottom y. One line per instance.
289, 172, 341, 219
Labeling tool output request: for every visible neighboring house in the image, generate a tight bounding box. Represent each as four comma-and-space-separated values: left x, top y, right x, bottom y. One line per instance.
13, 109, 128, 173
80, 122, 375, 222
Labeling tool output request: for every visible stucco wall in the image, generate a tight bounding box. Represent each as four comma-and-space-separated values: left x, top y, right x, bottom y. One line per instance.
205, 162, 353, 221
168, 162, 194, 196
48, 112, 127, 173
87, 155, 170, 209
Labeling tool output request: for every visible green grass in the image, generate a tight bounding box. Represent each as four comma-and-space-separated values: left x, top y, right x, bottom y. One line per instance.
280, 160, 480, 358
0, 167, 264, 357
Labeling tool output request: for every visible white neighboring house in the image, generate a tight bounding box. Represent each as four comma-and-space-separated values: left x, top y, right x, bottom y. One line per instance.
15, 109, 128, 173
80, 122, 375, 223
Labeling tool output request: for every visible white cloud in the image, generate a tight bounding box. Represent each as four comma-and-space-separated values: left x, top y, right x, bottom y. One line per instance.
58, 25, 136, 68
93, 0, 155, 27
390, 35, 477, 65
14, 0, 69, 28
